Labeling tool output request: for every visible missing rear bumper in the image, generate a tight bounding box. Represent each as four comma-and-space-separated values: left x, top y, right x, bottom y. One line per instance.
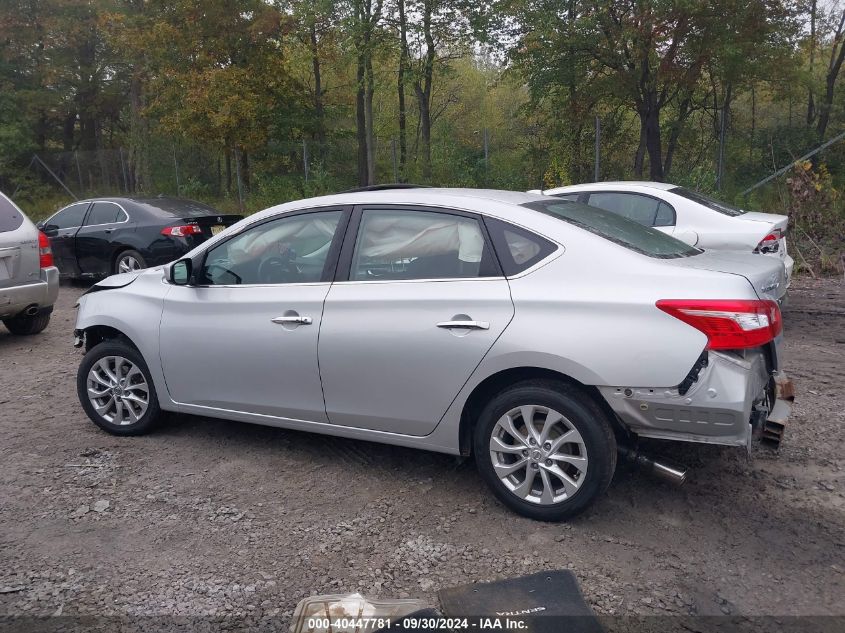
598, 350, 779, 448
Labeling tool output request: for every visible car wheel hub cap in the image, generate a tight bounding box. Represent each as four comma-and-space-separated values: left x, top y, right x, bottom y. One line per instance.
489, 405, 589, 505
119, 256, 141, 273
86, 356, 149, 426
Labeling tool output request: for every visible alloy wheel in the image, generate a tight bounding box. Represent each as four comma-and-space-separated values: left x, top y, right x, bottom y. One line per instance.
118, 255, 142, 273
86, 356, 149, 425
489, 404, 589, 505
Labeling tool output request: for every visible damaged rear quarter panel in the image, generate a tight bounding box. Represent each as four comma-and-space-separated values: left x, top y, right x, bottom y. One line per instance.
492, 243, 757, 388
598, 350, 769, 446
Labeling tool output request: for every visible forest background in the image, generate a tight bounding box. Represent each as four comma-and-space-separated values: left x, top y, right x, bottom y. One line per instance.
2, 0, 843, 273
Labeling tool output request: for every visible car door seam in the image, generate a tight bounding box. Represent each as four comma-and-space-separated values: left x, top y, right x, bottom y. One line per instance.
315, 283, 332, 420
425, 278, 518, 436
157, 283, 178, 407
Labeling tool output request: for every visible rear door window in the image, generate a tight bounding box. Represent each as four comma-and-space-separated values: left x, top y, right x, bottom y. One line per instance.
586, 192, 669, 227
84, 202, 127, 226
350, 208, 498, 281
0, 195, 24, 233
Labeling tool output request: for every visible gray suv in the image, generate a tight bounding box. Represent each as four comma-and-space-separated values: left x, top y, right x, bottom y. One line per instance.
0, 192, 59, 335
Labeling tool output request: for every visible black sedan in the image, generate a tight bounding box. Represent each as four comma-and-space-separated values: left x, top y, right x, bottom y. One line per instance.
38, 197, 241, 278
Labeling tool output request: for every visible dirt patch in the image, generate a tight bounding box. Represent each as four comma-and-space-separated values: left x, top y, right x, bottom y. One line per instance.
0, 278, 843, 620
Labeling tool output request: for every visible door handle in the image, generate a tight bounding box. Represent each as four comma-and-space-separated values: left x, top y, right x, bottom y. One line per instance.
271, 315, 312, 325
436, 320, 489, 330
104, 228, 114, 234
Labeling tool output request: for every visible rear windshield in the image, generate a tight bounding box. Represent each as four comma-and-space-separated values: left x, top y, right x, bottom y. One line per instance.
0, 194, 25, 233
132, 197, 223, 218
523, 200, 701, 259
670, 187, 747, 217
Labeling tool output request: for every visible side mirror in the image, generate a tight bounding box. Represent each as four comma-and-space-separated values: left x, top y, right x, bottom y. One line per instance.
36, 222, 44, 231
170, 258, 193, 285
41, 224, 58, 237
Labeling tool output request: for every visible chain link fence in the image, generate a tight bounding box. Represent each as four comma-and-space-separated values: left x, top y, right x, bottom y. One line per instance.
13, 129, 518, 217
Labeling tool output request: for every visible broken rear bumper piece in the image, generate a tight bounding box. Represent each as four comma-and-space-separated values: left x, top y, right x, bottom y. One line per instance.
758, 374, 794, 448
598, 350, 794, 450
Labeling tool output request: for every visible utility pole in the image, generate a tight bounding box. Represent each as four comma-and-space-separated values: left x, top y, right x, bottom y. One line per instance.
172, 145, 181, 196
234, 150, 244, 212
594, 116, 601, 181
483, 128, 490, 185
716, 104, 727, 191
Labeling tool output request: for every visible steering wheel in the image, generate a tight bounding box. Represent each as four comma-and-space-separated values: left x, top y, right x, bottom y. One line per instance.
258, 256, 301, 283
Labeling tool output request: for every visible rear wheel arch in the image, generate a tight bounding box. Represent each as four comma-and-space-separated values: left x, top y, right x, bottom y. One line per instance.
111, 246, 147, 274
458, 366, 627, 457
110, 246, 131, 269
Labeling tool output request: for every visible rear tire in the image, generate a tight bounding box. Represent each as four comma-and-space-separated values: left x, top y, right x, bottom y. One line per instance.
3, 312, 51, 335
473, 379, 616, 521
114, 249, 146, 274
77, 340, 162, 436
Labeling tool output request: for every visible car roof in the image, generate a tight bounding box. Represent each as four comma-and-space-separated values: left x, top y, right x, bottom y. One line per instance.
303, 187, 545, 205
73, 196, 213, 207
63, 196, 227, 217
259, 188, 549, 218
541, 181, 679, 193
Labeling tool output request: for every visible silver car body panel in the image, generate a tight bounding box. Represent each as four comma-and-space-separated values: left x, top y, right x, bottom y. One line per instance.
319, 277, 514, 435
75, 189, 786, 454
0, 191, 59, 319
160, 282, 331, 422
668, 250, 787, 302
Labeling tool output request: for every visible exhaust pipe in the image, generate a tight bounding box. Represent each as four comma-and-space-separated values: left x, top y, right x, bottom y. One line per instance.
24, 304, 39, 316
617, 446, 688, 485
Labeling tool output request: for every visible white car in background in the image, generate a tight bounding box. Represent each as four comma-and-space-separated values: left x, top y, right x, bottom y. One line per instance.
531, 182, 794, 285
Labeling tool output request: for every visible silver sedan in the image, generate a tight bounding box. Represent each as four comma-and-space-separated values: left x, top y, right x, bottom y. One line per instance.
73, 188, 792, 520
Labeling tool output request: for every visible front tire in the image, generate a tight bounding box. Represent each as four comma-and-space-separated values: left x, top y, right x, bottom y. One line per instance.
77, 340, 162, 436
473, 379, 616, 521
3, 312, 51, 335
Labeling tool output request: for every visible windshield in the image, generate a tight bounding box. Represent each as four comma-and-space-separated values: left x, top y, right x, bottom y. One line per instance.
523, 200, 701, 259
670, 187, 747, 216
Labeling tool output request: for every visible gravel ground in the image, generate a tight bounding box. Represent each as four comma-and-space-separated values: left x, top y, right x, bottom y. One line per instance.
0, 278, 843, 623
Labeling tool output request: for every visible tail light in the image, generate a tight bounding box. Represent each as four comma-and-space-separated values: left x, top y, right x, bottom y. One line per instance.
755, 228, 782, 253
656, 299, 782, 350
38, 231, 54, 268
161, 224, 203, 237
